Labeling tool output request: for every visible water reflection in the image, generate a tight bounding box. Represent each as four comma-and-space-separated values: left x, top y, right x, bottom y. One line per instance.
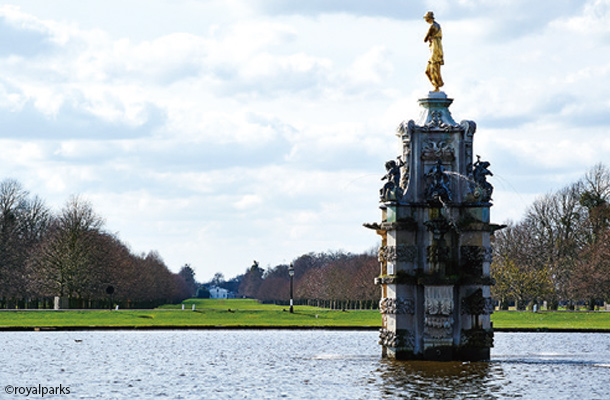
1, 331, 609, 399
375, 359, 506, 399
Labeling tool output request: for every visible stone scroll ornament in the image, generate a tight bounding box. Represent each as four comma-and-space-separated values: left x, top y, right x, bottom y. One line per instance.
421, 139, 455, 161
379, 328, 415, 349
377, 245, 387, 264
379, 297, 415, 315
396, 121, 412, 190
384, 244, 418, 263
460, 120, 476, 179
424, 110, 459, 131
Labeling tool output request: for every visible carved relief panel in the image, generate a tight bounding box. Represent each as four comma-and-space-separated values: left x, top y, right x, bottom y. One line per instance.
424, 286, 454, 339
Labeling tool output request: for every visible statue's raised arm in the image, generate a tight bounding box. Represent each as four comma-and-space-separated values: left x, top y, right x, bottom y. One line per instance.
423, 11, 444, 92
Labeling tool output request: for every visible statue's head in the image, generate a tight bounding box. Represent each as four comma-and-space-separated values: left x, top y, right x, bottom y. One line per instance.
423, 11, 434, 22
385, 160, 397, 170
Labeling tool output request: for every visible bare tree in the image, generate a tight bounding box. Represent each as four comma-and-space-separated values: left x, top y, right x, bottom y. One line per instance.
256, 264, 289, 303
238, 261, 264, 298
570, 228, 610, 306
349, 253, 379, 308
491, 221, 554, 309
0, 180, 50, 300
27, 196, 105, 299
579, 163, 610, 243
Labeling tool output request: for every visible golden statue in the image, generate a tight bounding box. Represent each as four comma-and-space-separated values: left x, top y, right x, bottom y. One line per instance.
423, 11, 444, 91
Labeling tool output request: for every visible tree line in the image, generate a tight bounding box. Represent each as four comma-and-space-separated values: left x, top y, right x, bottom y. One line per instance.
491, 163, 610, 310
18, 157, 606, 312
0, 179, 193, 309
235, 250, 379, 310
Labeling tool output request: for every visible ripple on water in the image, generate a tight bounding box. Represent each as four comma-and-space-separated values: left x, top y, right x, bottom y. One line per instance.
0, 331, 609, 399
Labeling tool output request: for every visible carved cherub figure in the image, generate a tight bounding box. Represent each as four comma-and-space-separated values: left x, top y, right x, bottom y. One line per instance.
380, 157, 405, 201
425, 160, 452, 203
472, 155, 494, 202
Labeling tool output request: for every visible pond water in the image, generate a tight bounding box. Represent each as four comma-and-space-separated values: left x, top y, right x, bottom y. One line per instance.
1, 330, 609, 399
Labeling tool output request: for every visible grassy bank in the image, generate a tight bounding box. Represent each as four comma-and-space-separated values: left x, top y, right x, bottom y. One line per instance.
491, 310, 610, 330
0, 299, 381, 329
1, 299, 609, 330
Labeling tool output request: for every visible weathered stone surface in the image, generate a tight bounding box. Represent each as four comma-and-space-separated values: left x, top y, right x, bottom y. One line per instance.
421, 138, 455, 161
379, 328, 415, 349
363, 220, 418, 231
461, 289, 494, 315
379, 297, 415, 314
367, 90, 499, 361
385, 244, 418, 263
460, 246, 484, 276
460, 328, 494, 348
423, 286, 454, 339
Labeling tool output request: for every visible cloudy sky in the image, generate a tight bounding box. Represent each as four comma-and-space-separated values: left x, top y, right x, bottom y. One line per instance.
0, 0, 609, 281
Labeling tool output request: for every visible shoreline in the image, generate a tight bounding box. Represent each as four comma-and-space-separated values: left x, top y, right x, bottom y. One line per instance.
1, 325, 609, 333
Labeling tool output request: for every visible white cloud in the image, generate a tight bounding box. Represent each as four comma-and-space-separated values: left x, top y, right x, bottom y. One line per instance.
233, 194, 263, 210
0, 1, 608, 281
347, 46, 393, 85
552, 0, 610, 34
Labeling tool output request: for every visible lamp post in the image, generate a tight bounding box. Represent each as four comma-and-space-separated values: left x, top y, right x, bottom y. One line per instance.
105, 285, 115, 310
288, 263, 294, 313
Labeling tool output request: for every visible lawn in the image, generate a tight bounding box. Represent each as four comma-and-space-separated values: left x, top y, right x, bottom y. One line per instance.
1, 299, 609, 330
157, 298, 324, 311
0, 299, 381, 329
491, 310, 610, 330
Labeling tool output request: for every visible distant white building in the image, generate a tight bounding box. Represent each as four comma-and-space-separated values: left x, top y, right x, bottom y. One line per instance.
208, 286, 230, 299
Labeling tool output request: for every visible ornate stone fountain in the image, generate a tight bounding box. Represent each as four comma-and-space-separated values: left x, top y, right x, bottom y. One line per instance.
365, 91, 503, 361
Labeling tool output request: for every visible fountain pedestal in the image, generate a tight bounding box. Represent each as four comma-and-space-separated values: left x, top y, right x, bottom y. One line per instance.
367, 92, 502, 361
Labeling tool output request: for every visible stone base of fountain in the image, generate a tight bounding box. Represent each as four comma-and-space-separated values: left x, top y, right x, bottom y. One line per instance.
366, 91, 504, 361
